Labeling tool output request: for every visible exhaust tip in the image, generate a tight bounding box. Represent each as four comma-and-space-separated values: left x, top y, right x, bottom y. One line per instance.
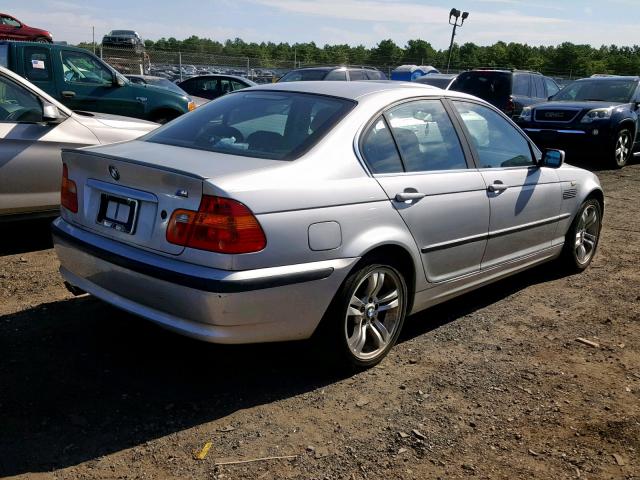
64, 281, 86, 296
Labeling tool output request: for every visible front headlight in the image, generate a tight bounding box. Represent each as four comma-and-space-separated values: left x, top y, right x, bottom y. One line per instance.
519, 106, 532, 122
580, 107, 613, 123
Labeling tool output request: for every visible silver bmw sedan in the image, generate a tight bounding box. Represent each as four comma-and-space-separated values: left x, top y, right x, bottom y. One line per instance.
52, 81, 604, 368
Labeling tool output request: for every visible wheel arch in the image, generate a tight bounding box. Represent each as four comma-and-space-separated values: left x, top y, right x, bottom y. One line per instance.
148, 107, 181, 124
584, 188, 605, 217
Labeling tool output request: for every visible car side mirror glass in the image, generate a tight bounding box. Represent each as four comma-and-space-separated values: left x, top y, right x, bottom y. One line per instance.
540, 148, 564, 168
42, 101, 63, 123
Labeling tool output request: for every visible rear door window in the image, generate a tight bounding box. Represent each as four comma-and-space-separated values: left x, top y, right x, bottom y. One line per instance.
360, 117, 404, 173
365, 70, 384, 80
532, 75, 545, 98
23, 46, 52, 82
348, 69, 366, 81
324, 70, 347, 81
146, 91, 356, 160
512, 73, 530, 96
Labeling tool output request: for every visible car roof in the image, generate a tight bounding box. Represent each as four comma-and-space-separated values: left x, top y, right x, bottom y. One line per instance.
575, 75, 640, 82
239, 80, 478, 102
180, 74, 256, 85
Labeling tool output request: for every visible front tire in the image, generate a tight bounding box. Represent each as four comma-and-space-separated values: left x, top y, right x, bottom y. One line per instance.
320, 262, 408, 369
611, 128, 632, 169
560, 199, 602, 272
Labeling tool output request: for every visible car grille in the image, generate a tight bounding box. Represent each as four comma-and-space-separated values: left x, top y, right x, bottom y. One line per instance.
534, 109, 581, 123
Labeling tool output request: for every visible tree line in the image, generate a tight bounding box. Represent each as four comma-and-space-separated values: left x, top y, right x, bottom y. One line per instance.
81, 36, 640, 77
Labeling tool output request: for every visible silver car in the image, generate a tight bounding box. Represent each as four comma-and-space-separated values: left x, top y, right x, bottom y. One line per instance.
0, 66, 158, 220
52, 81, 604, 368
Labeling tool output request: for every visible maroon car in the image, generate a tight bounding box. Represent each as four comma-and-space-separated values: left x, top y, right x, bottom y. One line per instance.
0, 13, 52, 43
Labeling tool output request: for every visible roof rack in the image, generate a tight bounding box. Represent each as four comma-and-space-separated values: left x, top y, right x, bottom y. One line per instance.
472, 67, 542, 75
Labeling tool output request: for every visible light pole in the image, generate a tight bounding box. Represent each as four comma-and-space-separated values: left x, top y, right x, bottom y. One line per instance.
446, 8, 469, 73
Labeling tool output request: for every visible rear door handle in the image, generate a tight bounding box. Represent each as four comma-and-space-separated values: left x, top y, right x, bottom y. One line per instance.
395, 192, 426, 202
487, 182, 508, 193
61, 90, 76, 98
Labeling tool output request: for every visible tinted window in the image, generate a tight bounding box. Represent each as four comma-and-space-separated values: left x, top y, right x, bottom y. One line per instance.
61, 50, 113, 86
449, 71, 511, 104
0, 75, 42, 123
278, 70, 328, 82
365, 70, 384, 80
512, 73, 530, 96
2, 16, 20, 27
415, 76, 454, 89
545, 77, 560, 97
533, 75, 545, 98
231, 80, 248, 91
349, 70, 366, 81
454, 101, 534, 168
24, 47, 52, 82
324, 70, 347, 81
553, 79, 637, 102
146, 91, 355, 160
361, 117, 404, 174
386, 100, 466, 172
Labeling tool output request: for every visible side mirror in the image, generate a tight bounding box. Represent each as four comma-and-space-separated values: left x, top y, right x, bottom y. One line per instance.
41, 101, 63, 124
547, 95, 554, 101
540, 148, 564, 168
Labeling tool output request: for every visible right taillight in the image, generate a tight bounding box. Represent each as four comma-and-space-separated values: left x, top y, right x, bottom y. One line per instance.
166, 195, 266, 254
61, 163, 78, 213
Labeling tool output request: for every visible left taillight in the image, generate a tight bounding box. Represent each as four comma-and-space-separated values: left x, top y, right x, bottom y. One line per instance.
61, 163, 78, 213
166, 195, 266, 254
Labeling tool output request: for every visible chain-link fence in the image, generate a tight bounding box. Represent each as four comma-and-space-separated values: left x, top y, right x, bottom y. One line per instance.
85, 44, 581, 85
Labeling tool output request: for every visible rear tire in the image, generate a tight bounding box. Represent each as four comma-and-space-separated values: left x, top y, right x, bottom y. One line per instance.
611, 128, 632, 169
559, 199, 602, 272
317, 260, 408, 370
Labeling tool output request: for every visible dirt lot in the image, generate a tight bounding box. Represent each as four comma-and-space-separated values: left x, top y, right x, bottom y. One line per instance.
1, 160, 638, 480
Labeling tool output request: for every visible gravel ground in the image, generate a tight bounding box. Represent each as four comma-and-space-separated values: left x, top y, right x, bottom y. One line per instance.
0, 160, 638, 480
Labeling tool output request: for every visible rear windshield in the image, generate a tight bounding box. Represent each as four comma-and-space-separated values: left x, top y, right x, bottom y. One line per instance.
553, 79, 637, 103
110, 30, 136, 36
415, 76, 454, 89
278, 70, 329, 82
145, 91, 356, 160
449, 71, 511, 103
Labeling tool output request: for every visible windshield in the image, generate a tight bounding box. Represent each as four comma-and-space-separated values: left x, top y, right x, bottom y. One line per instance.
145, 91, 356, 160
147, 78, 187, 95
449, 71, 511, 103
553, 79, 637, 102
278, 70, 329, 82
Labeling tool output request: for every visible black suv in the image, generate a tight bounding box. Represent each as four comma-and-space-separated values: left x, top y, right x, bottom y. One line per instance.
517, 76, 640, 168
278, 66, 386, 82
102, 30, 144, 54
448, 69, 560, 118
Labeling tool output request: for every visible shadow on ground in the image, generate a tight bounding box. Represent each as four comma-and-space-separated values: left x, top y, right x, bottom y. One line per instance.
0, 218, 54, 256
0, 263, 568, 476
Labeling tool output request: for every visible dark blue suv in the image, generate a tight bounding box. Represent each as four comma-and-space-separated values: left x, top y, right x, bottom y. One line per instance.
517, 75, 640, 168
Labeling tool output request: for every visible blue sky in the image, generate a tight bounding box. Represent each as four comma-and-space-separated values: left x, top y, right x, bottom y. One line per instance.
6, 0, 640, 49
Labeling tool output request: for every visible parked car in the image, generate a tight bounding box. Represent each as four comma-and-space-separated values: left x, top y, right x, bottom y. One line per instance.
125, 74, 208, 106
0, 13, 52, 43
414, 73, 457, 89
278, 66, 387, 82
53, 82, 604, 368
0, 66, 157, 220
0, 41, 195, 123
517, 75, 640, 168
102, 30, 144, 54
177, 75, 256, 101
448, 69, 560, 118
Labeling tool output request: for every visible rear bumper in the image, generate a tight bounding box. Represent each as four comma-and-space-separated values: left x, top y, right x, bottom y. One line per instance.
52, 218, 357, 344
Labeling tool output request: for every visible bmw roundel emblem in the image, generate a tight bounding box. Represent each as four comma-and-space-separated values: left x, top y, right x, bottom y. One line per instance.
108, 165, 120, 181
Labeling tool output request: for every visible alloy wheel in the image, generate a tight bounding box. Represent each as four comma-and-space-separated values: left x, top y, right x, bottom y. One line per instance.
615, 130, 631, 167
344, 267, 404, 361
574, 204, 600, 265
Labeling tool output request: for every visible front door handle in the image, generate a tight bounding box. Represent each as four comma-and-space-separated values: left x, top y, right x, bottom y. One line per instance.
487, 182, 508, 193
61, 90, 76, 98
395, 191, 426, 202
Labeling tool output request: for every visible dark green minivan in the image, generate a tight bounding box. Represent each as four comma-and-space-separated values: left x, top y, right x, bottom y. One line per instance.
0, 41, 194, 123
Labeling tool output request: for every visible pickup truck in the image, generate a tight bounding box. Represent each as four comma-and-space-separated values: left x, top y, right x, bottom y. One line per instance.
0, 41, 195, 123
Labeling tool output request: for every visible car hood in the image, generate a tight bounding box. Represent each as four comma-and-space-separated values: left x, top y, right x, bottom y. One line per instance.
71, 111, 158, 143
532, 100, 625, 110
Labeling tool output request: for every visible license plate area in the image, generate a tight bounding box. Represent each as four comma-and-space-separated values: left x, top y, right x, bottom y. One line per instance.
96, 194, 139, 234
